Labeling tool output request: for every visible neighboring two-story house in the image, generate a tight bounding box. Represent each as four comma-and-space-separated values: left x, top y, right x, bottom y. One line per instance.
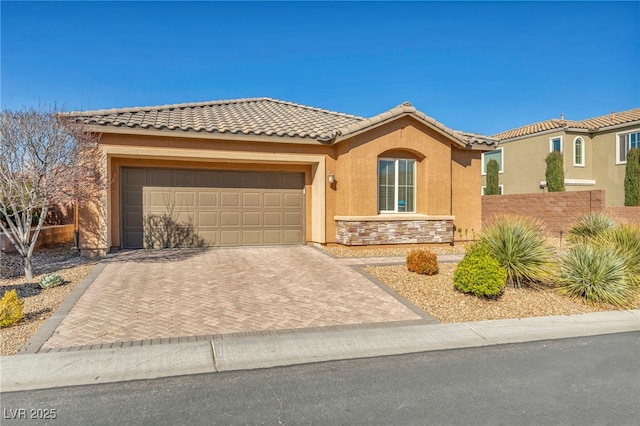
482, 108, 640, 206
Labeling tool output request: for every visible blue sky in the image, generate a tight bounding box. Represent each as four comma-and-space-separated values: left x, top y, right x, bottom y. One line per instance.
1, 1, 638, 135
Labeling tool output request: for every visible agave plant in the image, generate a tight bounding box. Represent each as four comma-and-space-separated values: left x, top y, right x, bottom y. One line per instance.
557, 242, 635, 306
39, 273, 64, 289
480, 216, 555, 288
567, 213, 618, 242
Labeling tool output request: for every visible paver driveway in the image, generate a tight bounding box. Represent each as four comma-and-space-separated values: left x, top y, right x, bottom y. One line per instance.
42, 246, 428, 351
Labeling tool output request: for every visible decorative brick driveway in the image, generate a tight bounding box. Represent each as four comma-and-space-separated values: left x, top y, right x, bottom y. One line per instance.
42, 246, 429, 351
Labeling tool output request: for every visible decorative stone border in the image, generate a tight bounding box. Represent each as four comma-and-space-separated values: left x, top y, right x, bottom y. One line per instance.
335, 215, 454, 245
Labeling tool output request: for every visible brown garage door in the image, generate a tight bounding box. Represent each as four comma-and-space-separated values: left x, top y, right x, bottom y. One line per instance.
121, 168, 305, 248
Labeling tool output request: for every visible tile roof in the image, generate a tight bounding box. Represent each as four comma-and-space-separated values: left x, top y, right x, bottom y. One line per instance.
70, 97, 364, 140
492, 108, 640, 141
70, 97, 496, 147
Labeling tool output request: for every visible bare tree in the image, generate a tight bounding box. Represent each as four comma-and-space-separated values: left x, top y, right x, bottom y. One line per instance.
0, 105, 105, 280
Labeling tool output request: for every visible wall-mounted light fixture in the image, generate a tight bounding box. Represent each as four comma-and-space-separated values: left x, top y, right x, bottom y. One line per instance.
328, 172, 336, 184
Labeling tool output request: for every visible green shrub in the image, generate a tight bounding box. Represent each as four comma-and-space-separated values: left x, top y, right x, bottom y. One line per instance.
624, 148, 640, 206
406, 249, 439, 275
595, 224, 640, 287
567, 213, 618, 242
485, 159, 500, 195
453, 243, 506, 298
39, 273, 64, 289
545, 151, 565, 192
480, 216, 555, 288
0, 290, 24, 328
557, 243, 636, 306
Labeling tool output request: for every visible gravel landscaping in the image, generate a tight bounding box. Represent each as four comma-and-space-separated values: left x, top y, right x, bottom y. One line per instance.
1, 243, 97, 355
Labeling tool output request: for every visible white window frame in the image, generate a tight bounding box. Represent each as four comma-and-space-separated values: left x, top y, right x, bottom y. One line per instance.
616, 129, 640, 165
378, 158, 416, 213
481, 184, 504, 196
549, 136, 563, 153
481, 147, 503, 175
573, 137, 585, 167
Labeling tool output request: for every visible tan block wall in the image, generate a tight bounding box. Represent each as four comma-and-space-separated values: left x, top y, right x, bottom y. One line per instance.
606, 207, 640, 225
482, 190, 606, 236
1, 225, 75, 253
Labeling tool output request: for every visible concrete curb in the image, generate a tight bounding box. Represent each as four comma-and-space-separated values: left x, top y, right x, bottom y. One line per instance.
2, 310, 638, 392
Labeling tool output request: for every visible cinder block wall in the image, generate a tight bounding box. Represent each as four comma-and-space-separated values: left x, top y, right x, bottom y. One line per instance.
606, 207, 640, 225
481, 190, 606, 236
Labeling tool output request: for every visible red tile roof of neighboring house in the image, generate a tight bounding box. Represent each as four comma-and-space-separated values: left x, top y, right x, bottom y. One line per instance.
70, 97, 496, 147
492, 108, 640, 141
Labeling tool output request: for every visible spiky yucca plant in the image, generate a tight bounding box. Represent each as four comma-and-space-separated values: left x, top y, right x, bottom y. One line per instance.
567, 213, 618, 242
558, 243, 635, 306
481, 216, 555, 288
595, 224, 640, 287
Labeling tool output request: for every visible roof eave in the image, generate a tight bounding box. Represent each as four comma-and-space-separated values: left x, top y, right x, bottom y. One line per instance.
87, 124, 331, 145
332, 111, 468, 148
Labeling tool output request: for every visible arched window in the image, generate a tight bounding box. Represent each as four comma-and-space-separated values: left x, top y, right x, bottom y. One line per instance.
573, 137, 585, 167
378, 157, 416, 213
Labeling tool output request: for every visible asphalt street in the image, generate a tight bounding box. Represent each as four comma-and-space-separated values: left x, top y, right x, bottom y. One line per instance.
2, 332, 639, 425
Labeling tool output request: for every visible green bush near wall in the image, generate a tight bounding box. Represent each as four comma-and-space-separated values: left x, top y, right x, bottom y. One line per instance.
545, 151, 565, 192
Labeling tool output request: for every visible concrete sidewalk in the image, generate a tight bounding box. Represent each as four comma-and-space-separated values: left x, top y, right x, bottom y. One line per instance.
2, 309, 638, 392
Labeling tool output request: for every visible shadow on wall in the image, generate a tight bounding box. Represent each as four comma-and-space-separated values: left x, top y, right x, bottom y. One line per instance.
143, 209, 205, 250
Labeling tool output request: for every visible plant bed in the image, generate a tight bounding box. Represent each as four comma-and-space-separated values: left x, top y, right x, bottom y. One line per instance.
0, 243, 97, 355
363, 263, 640, 323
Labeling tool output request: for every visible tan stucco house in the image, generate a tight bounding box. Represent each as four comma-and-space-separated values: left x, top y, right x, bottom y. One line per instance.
72, 98, 495, 256
483, 108, 640, 205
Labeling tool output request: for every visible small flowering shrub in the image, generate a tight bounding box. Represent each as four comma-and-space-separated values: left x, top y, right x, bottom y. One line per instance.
454, 243, 507, 299
406, 249, 439, 275
0, 290, 24, 328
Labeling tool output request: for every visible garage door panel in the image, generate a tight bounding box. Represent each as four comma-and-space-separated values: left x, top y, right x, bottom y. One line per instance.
242, 192, 262, 208
198, 192, 218, 207
263, 230, 282, 244
175, 191, 195, 207
221, 192, 240, 207
242, 211, 261, 226
198, 211, 218, 227
284, 230, 302, 244
220, 212, 240, 227
283, 173, 305, 189
220, 230, 240, 246
149, 170, 172, 186
174, 171, 196, 187
242, 230, 261, 245
263, 211, 282, 227
123, 168, 304, 248
197, 171, 218, 187
150, 190, 172, 207
263, 193, 282, 207
284, 212, 302, 227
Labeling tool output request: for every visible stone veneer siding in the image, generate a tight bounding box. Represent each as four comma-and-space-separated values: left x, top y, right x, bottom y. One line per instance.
336, 219, 454, 245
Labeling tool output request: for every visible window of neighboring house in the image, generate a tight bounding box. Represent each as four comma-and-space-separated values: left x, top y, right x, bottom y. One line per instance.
617, 130, 640, 164
481, 185, 504, 196
481, 148, 503, 175
573, 137, 585, 167
378, 158, 416, 213
550, 136, 563, 153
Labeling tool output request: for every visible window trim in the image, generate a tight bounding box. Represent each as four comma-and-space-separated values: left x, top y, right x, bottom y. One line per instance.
378, 157, 416, 214
481, 184, 504, 196
549, 136, 563, 153
481, 147, 504, 175
573, 137, 585, 167
616, 128, 640, 165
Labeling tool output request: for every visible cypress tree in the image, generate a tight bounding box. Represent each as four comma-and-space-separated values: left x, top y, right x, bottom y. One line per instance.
485, 159, 500, 195
545, 151, 565, 192
624, 148, 640, 206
